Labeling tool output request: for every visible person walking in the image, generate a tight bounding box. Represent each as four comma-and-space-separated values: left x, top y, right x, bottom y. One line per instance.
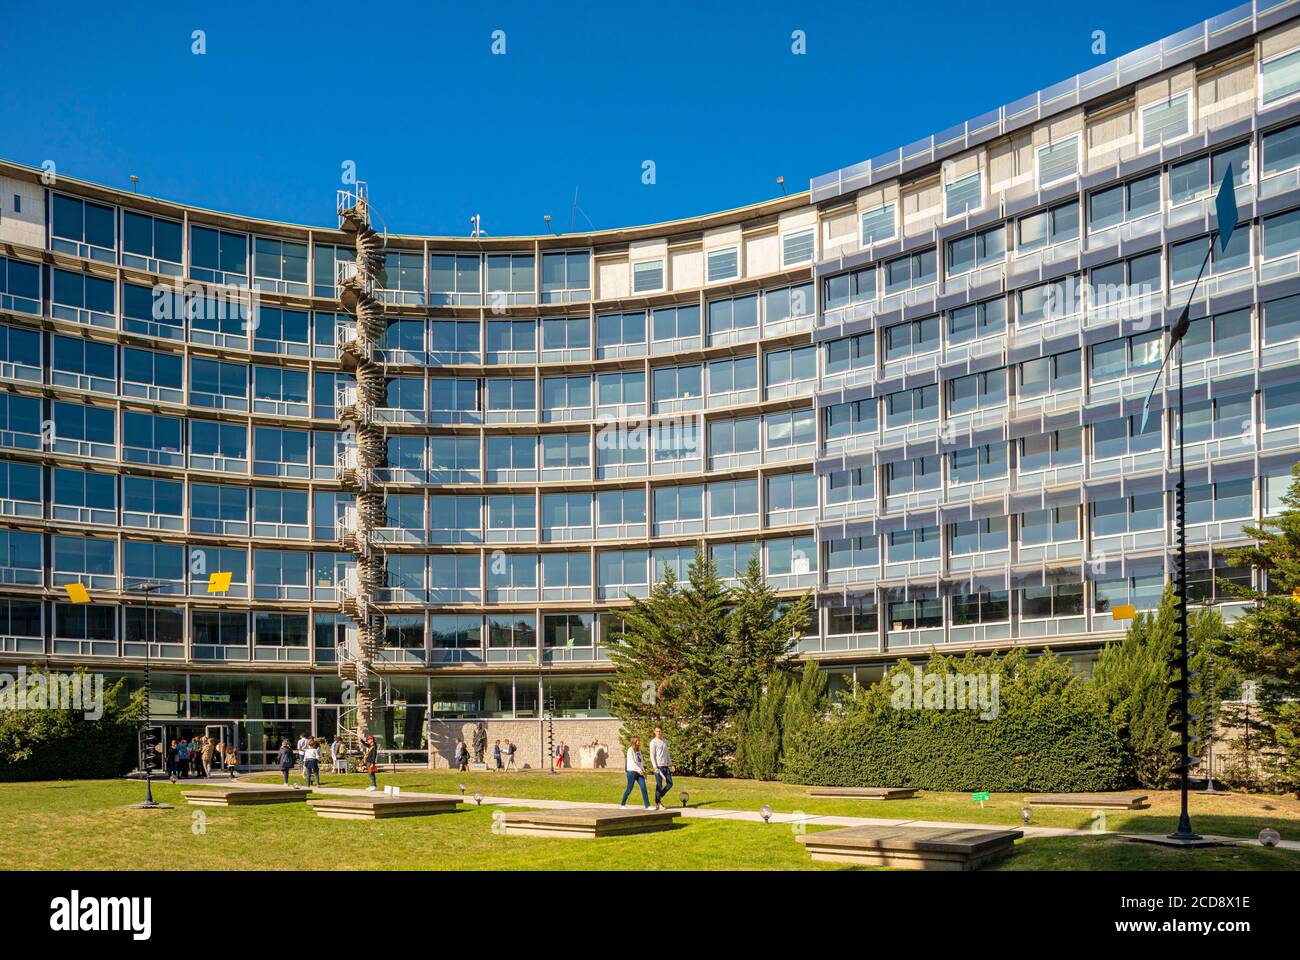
650, 726, 674, 810
620, 736, 650, 809
505, 740, 517, 771
330, 736, 346, 775
492, 740, 502, 771
224, 742, 239, 779
201, 736, 215, 779
277, 738, 295, 785
361, 734, 379, 791
166, 739, 178, 782
304, 738, 322, 787
193, 737, 208, 778
454, 739, 467, 772
176, 738, 190, 779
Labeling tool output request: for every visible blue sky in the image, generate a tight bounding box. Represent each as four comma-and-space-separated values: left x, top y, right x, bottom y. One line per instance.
0, 0, 1238, 236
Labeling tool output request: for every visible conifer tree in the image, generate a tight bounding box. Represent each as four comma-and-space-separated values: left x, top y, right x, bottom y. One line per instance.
1093, 583, 1223, 789
602, 546, 812, 776
1218, 463, 1300, 791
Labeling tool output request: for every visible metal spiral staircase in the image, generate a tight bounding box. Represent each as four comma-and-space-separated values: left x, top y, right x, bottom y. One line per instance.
334, 181, 388, 754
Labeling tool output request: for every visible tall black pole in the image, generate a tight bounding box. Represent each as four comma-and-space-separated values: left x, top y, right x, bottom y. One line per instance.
1170, 339, 1198, 840
139, 581, 159, 808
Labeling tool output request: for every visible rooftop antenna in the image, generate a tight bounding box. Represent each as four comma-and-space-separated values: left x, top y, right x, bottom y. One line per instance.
543, 214, 554, 235
130, 175, 139, 193
776, 175, 786, 196
469, 214, 485, 238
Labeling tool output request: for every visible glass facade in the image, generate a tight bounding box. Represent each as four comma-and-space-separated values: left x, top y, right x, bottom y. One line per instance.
3, 7, 1300, 763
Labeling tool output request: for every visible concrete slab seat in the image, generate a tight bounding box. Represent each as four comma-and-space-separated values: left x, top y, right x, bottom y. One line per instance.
797, 825, 1023, 870
806, 786, 919, 800
498, 806, 681, 838
305, 796, 461, 820
181, 786, 310, 807
1024, 793, 1149, 810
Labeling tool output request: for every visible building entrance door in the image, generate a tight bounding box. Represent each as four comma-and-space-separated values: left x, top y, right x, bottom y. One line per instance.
314, 705, 339, 743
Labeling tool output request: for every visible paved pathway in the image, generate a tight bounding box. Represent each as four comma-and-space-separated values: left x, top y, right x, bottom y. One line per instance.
228, 778, 1298, 849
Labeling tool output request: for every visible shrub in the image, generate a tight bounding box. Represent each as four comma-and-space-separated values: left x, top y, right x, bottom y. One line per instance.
0, 668, 141, 781
782, 650, 1132, 792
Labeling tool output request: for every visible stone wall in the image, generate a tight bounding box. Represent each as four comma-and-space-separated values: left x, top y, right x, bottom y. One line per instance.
428, 717, 623, 770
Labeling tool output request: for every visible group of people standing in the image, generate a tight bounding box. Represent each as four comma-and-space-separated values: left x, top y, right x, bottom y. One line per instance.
277, 734, 354, 787
164, 736, 236, 781
621, 726, 675, 810
452, 737, 523, 771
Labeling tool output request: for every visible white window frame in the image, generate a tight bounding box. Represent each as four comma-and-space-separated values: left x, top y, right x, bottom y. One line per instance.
943, 169, 984, 221
705, 246, 740, 283
780, 228, 816, 268
1139, 92, 1193, 152
860, 203, 897, 248
632, 259, 665, 294
1036, 135, 1081, 189
1260, 45, 1300, 110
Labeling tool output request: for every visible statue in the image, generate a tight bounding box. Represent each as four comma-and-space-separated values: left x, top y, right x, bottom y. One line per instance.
472, 723, 487, 764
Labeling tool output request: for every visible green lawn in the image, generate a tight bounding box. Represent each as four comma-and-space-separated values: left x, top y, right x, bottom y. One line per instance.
249, 767, 1300, 842
2, 778, 1297, 871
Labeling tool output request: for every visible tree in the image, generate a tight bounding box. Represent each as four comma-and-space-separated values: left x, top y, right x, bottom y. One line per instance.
732, 671, 789, 781
733, 659, 829, 780
0, 668, 142, 781
603, 547, 812, 776
1092, 584, 1222, 789
1218, 463, 1300, 792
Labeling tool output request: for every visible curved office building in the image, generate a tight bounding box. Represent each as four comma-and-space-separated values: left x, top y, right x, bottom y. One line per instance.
3, 1, 1300, 767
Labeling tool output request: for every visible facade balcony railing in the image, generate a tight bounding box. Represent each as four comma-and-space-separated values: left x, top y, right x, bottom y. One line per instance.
1009, 237, 1082, 281
1018, 615, 1089, 639
949, 622, 1014, 645
821, 631, 881, 652
0, 497, 41, 520
123, 510, 184, 533
1185, 517, 1252, 545
1089, 528, 1166, 557
1015, 539, 1084, 564
1013, 386, 1083, 419
821, 498, 876, 523
51, 303, 115, 330
0, 360, 42, 385
1180, 432, 1257, 467
943, 263, 1005, 299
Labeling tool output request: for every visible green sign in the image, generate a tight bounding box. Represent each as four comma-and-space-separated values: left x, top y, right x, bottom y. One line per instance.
972, 791, 990, 802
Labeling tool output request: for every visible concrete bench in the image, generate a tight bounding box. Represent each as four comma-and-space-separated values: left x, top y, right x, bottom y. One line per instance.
497, 806, 681, 838
1025, 793, 1149, 810
181, 786, 310, 807
797, 825, 1022, 870
305, 796, 461, 820
806, 787, 918, 800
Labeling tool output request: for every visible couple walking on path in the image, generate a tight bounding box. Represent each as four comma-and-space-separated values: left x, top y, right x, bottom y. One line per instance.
620, 726, 674, 810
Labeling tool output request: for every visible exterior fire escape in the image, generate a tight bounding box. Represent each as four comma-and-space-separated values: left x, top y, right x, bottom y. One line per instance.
334, 181, 387, 749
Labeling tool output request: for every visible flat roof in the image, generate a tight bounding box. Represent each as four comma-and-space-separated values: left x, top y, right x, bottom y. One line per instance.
808, 0, 1299, 204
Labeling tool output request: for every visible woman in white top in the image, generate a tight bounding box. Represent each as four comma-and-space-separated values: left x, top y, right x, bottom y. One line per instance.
303, 738, 322, 787
619, 735, 650, 808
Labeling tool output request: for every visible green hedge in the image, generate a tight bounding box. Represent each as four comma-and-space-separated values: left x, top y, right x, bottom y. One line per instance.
782, 651, 1132, 793
0, 670, 141, 781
